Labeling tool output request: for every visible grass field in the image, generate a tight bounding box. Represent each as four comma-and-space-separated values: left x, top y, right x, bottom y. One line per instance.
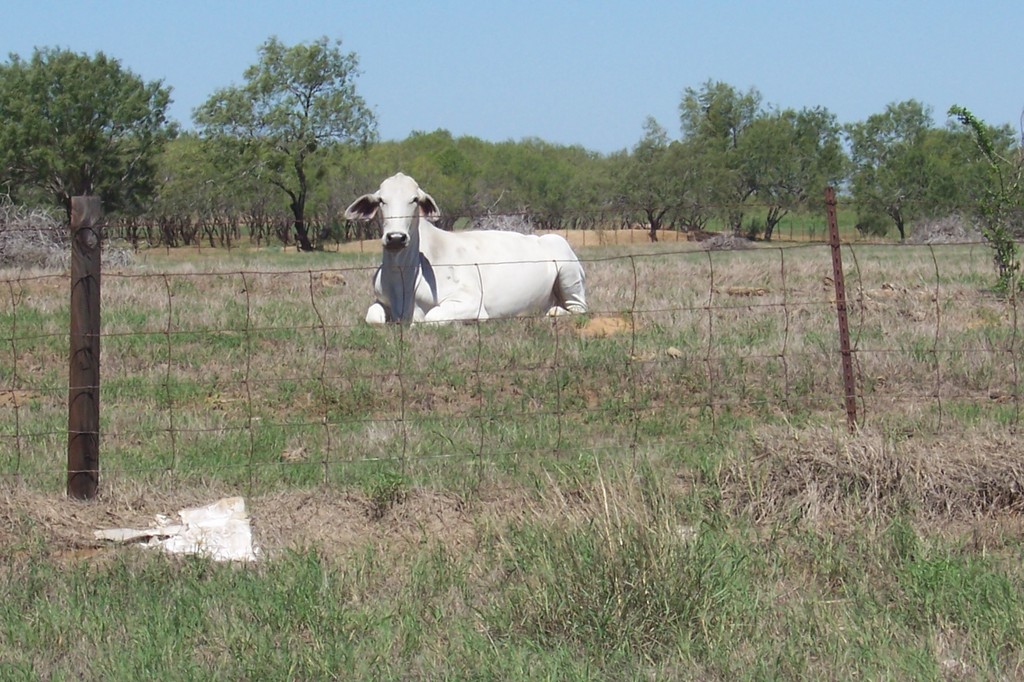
2, 234, 1024, 679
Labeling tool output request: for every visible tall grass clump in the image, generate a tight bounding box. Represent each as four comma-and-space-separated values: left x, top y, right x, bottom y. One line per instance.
482, 465, 751, 669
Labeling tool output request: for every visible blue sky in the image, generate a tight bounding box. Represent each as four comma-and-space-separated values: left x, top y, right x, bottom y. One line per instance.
4, 1, 1022, 154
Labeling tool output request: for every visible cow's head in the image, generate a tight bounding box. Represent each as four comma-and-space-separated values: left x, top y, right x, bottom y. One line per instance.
344, 173, 440, 251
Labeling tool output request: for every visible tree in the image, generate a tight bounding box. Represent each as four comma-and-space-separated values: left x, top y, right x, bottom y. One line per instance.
149, 132, 281, 247
194, 36, 377, 251
666, 138, 721, 233
483, 138, 578, 231
679, 80, 763, 152
739, 107, 846, 240
372, 129, 482, 230
916, 123, 1014, 217
614, 118, 679, 240
678, 81, 765, 232
846, 100, 933, 240
0, 47, 176, 213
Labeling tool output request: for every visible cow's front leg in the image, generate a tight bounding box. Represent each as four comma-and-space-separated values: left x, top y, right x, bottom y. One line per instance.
365, 302, 389, 324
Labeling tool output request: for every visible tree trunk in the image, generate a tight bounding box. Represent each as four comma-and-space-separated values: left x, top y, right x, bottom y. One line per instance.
764, 206, 788, 241
645, 208, 663, 243
291, 199, 314, 252
889, 205, 907, 241
730, 213, 744, 235
291, 159, 314, 251
294, 220, 314, 251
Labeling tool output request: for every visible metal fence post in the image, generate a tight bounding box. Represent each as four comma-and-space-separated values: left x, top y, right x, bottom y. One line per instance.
68, 196, 102, 499
825, 187, 858, 432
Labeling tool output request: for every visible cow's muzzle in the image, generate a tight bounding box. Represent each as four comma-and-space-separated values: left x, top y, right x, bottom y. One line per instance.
383, 232, 409, 251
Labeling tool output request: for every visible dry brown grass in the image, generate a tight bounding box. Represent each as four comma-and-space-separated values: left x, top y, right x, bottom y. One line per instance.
723, 424, 1024, 527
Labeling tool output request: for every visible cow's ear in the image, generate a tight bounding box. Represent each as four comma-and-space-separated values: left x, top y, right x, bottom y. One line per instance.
417, 190, 440, 219
345, 194, 381, 220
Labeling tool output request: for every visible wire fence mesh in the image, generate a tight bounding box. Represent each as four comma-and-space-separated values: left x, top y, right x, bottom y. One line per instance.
1, 232, 1019, 494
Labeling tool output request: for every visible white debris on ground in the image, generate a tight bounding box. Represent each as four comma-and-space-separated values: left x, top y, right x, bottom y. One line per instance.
94, 497, 259, 562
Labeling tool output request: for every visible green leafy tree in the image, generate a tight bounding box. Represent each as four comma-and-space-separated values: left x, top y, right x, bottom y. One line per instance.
918, 124, 1011, 217
0, 47, 176, 213
563, 145, 619, 231
350, 130, 493, 231
739, 107, 846, 240
619, 117, 712, 241
155, 134, 241, 215
678, 81, 765, 232
194, 36, 377, 251
620, 118, 675, 241
381, 129, 481, 229
679, 80, 763, 151
483, 138, 579, 230
846, 100, 934, 240
666, 138, 721, 233
151, 133, 280, 247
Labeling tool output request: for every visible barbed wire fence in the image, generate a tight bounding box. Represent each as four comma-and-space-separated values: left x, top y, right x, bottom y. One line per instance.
0, 195, 1020, 498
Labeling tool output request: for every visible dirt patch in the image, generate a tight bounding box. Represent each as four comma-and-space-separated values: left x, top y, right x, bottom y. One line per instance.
330, 239, 377, 254
719, 286, 770, 297
317, 270, 348, 287
577, 315, 635, 338
0, 390, 40, 408
0, 476, 631, 566
539, 229, 696, 250
122, 228, 711, 261
252, 487, 478, 559
0, 482, 500, 564
0, 481, 239, 557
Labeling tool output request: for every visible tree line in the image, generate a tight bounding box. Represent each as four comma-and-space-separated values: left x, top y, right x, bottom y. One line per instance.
1, 37, 1021, 254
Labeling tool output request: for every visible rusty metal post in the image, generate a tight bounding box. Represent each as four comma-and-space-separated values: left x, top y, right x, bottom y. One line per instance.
825, 187, 858, 432
68, 196, 102, 499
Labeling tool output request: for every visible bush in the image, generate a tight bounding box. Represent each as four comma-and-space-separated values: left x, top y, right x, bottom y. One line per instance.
0, 201, 134, 269
907, 214, 983, 244
703, 233, 753, 251
743, 217, 762, 240
0, 202, 68, 268
854, 213, 890, 239
470, 213, 535, 235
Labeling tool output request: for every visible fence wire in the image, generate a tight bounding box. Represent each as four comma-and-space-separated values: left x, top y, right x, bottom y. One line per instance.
1, 239, 1021, 491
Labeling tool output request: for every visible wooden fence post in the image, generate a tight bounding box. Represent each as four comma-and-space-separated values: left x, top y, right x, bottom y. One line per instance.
825, 187, 858, 432
68, 196, 102, 499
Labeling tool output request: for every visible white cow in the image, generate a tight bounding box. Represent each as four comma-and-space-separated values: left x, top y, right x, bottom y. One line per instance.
345, 173, 588, 325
